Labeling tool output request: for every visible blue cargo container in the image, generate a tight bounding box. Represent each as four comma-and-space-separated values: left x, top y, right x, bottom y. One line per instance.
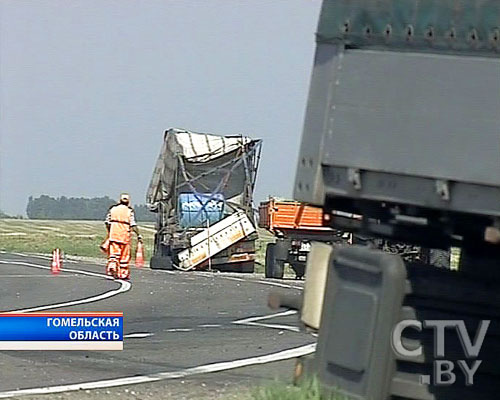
178, 193, 225, 228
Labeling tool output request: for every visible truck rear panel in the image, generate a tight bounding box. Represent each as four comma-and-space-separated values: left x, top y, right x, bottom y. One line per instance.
294, 0, 500, 219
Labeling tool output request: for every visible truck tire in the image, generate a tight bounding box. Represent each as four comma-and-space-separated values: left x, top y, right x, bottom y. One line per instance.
290, 262, 306, 279
150, 255, 174, 270
238, 261, 255, 273
265, 243, 284, 279
213, 261, 255, 273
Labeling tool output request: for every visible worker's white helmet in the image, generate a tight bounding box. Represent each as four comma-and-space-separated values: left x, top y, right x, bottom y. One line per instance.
120, 193, 130, 204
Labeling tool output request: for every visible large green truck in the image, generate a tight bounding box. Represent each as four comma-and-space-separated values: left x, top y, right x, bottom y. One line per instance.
289, 1, 500, 399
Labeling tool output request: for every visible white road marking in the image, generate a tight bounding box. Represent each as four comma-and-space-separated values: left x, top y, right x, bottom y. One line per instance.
161, 270, 177, 275
0, 274, 77, 278
256, 280, 303, 290
239, 321, 301, 333
233, 310, 300, 333
0, 252, 78, 263
0, 260, 131, 313
165, 311, 299, 334
233, 310, 297, 325
223, 276, 245, 282
0, 341, 123, 351
0, 343, 316, 398
124, 333, 154, 339
193, 270, 304, 290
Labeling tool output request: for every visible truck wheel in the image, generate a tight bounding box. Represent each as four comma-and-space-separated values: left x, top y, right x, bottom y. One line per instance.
290, 263, 306, 279
150, 255, 174, 270
238, 261, 255, 273
265, 243, 284, 279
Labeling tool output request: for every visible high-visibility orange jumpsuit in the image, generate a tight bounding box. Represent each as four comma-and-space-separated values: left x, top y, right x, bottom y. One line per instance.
105, 204, 136, 280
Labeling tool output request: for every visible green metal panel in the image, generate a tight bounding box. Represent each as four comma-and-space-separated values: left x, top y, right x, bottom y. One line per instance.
317, 0, 500, 55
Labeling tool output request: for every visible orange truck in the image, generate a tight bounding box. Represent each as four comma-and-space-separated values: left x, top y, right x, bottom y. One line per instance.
259, 197, 349, 279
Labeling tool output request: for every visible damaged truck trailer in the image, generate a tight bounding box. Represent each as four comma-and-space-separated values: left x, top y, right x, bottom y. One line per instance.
146, 128, 262, 272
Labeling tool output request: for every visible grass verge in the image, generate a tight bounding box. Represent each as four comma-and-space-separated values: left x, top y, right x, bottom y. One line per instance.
0, 219, 155, 260
251, 378, 347, 400
0, 219, 274, 269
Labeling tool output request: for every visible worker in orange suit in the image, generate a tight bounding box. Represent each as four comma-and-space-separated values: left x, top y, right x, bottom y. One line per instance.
104, 193, 142, 280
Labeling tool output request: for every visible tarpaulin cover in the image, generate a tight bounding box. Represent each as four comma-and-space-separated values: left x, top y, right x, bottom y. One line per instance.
146, 128, 261, 235
317, 0, 500, 55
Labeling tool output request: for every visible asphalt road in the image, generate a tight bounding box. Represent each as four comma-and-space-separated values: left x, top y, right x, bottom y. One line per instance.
0, 253, 315, 399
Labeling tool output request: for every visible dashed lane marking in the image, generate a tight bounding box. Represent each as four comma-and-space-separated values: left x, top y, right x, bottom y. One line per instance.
232, 310, 297, 325
238, 321, 301, 333
124, 333, 154, 339
232, 310, 300, 333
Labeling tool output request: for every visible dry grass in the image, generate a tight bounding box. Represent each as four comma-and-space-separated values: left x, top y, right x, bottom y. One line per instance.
0, 219, 155, 260
0, 219, 275, 269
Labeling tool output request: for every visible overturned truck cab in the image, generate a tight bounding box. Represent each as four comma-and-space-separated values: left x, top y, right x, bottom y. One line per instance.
146, 128, 262, 272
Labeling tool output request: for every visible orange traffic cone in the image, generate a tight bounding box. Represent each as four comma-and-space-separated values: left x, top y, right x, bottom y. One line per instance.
51, 248, 61, 275
135, 241, 144, 268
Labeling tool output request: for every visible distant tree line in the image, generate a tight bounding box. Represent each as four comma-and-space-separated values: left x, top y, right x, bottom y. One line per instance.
26, 195, 156, 222
134, 204, 156, 222
0, 210, 23, 219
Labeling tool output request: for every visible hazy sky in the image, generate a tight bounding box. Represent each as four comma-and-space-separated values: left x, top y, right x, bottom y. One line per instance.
0, 0, 322, 215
